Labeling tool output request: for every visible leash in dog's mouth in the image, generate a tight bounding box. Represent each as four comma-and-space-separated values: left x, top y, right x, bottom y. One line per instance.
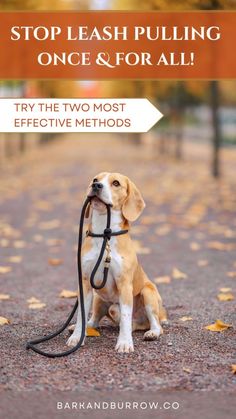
26, 196, 128, 358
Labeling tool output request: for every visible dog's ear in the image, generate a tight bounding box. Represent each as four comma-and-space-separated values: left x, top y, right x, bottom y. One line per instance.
85, 202, 91, 219
122, 179, 145, 222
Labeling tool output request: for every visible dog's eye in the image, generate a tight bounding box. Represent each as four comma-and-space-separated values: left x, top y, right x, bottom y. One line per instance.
112, 180, 120, 187
93, 178, 98, 183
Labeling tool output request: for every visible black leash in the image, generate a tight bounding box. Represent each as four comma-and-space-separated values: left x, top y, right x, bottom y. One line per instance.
26, 196, 128, 358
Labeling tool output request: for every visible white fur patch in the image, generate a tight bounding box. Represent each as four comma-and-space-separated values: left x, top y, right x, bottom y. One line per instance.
98, 174, 113, 205
82, 208, 123, 303
115, 304, 134, 352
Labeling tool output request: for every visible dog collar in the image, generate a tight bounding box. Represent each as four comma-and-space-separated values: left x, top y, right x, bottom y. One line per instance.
86, 228, 128, 240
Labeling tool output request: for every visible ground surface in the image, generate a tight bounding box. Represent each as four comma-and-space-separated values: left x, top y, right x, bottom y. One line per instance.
0, 135, 235, 400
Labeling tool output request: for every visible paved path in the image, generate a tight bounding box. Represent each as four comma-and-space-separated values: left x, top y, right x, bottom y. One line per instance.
0, 134, 235, 416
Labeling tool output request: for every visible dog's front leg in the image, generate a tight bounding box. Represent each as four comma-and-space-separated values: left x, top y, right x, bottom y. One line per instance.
115, 282, 134, 353
67, 279, 92, 347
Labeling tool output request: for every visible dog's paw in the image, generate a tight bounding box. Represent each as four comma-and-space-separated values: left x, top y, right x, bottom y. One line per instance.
115, 339, 134, 353
143, 327, 163, 341
66, 333, 85, 347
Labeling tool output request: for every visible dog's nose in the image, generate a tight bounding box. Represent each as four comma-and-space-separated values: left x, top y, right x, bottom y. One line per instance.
92, 182, 103, 192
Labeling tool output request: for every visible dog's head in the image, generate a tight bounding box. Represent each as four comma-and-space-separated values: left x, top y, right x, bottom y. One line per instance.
86, 172, 145, 222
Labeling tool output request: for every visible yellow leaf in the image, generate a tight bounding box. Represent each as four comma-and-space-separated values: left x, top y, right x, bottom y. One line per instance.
197, 260, 208, 267
86, 326, 100, 337
179, 316, 193, 322
0, 316, 10, 325
8, 256, 22, 263
172, 268, 187, 279
27, 297, 41, 304
28, 303, 46, 310
217, 293, 234, 301
219, 287, 232, 293
48, 258, 63, 266
231, 364, 236, 374
227, 271, 236, 278
205, 319, 232, 332
183, 367, 191, 373
153, 276, 171, 284
13, 240, 26, 249
0, 266, 12, 274
190, 242, 201, 251
59, 289, 78, 298
0, 294, 10, 300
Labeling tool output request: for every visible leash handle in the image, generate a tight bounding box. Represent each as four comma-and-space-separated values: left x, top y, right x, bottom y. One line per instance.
26, 197, 90, 358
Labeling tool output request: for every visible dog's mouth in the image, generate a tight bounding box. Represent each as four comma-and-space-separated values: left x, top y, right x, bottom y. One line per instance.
89, 195, 105, 205
88, 195, 112, 210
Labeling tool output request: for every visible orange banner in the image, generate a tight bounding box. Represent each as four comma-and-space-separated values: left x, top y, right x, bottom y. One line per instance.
0, 11, 235, 79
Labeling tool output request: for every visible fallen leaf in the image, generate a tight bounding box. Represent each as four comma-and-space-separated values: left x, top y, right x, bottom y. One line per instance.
155, 225, 171, 236
141, 215, 158, 225
33, 234, 44, 243
0, 239, 10, 247
0, 266, 12, 274
153, 276, 171, 284
197, 259, 208, 267
172, 268, 187, 279
177, 231, 190, 239
131, 225, 147, 235
207, 241, 236, 251
0, 316, 10, 325
8, 256, 22, 263
46, 239, 63, 247
190, 242, 201, 251
137, 247, 151, 255
179, 316, 193, 322
183, 367, 191, 373
13, 240, 26, 248
217, 293, 234, 301
27, 297, 41, 304
0, 294, 10, 300
219, 287, 232, 293
227, 271, 236, 278
231, 364, 236, 374
133, 240, 151, 255
34, 200, 53, 211
86, 326, 100, 337
48, 258, 63, 266
28, 303, 46, 309
39, 219, 60, 230
205, 319, 232, 332
59, 289, 78, 298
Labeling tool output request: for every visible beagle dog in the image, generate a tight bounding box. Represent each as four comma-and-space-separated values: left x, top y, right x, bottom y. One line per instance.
67, 172, 167, 353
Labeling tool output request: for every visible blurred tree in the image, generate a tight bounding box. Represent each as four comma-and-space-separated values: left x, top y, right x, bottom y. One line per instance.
113, 0, 236, 176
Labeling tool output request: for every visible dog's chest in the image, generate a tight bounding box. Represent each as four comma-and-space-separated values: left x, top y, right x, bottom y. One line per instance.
82, 210, 123, 303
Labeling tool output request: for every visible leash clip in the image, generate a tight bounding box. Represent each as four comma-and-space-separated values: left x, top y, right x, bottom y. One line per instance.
103, 227, 112, 240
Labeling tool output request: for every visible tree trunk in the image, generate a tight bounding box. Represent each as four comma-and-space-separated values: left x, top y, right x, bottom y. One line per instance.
210, 80, 221, 178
